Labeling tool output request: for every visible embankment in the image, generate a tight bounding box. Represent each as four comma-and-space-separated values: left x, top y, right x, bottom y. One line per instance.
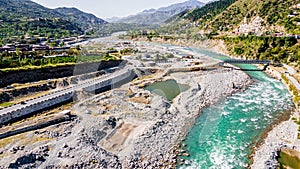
134, 36, 230, 56
0, 60, 125, 88
0, 68, 136, 125
136, 36, 300, 168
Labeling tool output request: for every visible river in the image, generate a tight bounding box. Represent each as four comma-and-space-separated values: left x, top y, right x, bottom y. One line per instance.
93, 38, 294, 168
177, 48, 293, 168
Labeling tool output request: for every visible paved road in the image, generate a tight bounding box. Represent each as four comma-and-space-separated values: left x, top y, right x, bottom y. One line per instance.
286, 73, 300, 91
0, 68, 132, 116
283, 64, 297, 74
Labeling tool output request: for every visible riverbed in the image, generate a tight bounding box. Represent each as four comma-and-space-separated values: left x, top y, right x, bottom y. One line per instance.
175, 48, 294, 168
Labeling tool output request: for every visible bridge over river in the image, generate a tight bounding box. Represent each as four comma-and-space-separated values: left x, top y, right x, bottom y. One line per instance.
220, 59, 272, 71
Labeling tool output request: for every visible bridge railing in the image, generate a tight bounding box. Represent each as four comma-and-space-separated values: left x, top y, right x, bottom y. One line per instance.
222, 59, 271, 64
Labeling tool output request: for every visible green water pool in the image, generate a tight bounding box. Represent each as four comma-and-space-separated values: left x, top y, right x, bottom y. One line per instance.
145, 79, 189, 101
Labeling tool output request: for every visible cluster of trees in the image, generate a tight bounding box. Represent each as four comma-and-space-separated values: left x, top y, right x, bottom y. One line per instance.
0, 56, 76, 69
0, 49, 118, 69
221, 35, 300, 64
0, 18, 82, 45
0, 54, 118, 69
162, 0, 299, 34
199, 0, 299, 33
120, 48, 138, 55
184, 0, 236, 23
259, 0, 299, 34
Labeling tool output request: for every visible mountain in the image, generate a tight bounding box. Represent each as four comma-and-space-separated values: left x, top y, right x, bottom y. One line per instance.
187, 0, 298, 33
105, 16, 121, 23
0, 0, 62, 19
113, 0, 206, 25
156, 0, 205, 13
163, 0, 300, 35
155, 0, 300, 65
0, 0, 107, 42
54, 7, 107, 29
204, 0, 300, 34
182, 0, 236, 22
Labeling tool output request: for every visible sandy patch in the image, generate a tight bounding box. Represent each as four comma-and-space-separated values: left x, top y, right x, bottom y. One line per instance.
99, 121, 149, 155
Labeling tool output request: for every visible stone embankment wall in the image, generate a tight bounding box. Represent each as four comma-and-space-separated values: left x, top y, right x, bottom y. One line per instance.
0, 111, 71, 139
0, 82, 57, 103
0, 69, 108, 104
0, 60, 125, 88
0, 68, 135, 125
0, 92, 73, 125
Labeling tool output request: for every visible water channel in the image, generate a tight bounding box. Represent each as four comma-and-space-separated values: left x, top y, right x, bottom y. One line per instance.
98, 39, 293, 168
178, 48, 293, 168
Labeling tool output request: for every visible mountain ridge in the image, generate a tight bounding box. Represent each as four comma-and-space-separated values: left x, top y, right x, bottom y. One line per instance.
111, 0, 206, 25
162, 0, 300, 35
0, 0, 108, 42
54, 7, 107, 29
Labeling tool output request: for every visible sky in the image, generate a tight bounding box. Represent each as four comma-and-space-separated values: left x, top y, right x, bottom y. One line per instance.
31, 0, 208, 19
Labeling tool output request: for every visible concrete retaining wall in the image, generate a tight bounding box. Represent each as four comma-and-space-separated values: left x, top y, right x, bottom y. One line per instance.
0, 92, 73, 124
0, 60, 125, 88
0, 111, 71, 139
0, 68, 136, 125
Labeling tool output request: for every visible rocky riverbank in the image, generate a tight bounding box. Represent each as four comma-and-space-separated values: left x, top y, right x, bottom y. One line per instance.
133, 36, 230, 57
0, 54, 251, 168
250, 66, 300, 168
251, 110, 300, 169
133, 37, 300, 168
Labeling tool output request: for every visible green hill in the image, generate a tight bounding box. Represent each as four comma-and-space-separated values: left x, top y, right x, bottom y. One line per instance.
206, 0, 300, 34
0, 0, 108, 44
153, 0, 300, 67
183, 0, 236, 23
54, 7, 107, 30
157, 0, 237, 36
163, 0, 300, 34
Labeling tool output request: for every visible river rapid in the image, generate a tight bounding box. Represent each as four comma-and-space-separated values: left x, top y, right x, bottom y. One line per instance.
178, 48, 293, 168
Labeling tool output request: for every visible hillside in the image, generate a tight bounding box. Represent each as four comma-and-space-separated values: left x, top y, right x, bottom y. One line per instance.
163, 0, 300, 35
0, 0, 107, 43
182, 0, 236, 22
113, 0, 205, 25
0, 0, 61, 19
54, 7, 107, 30
206, 0, 300, 34
157, 0, 236, 36
150, 0, 300, 67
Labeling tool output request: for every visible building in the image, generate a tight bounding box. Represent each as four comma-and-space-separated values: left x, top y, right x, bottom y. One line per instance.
235, 16, 265, 36
32, 45, 49, 51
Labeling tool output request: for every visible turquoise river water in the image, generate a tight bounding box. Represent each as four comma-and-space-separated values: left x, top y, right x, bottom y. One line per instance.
177, 48, 294, 168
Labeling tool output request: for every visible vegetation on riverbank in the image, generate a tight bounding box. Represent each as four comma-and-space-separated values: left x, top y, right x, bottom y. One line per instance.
279, 149, 300, 169
0, 54, 118, 72
221, 36, 300, 64
0, 102, 13, 107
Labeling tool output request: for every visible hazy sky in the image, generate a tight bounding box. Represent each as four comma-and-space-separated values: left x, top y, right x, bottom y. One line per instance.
31, 0, 208, 19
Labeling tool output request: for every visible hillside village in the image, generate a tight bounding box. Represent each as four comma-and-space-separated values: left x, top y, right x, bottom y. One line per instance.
0, 35, 87, 57
233, 3, 300, 37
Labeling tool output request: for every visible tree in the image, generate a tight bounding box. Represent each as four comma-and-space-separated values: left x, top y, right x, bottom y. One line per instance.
16, 48, 21, 58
